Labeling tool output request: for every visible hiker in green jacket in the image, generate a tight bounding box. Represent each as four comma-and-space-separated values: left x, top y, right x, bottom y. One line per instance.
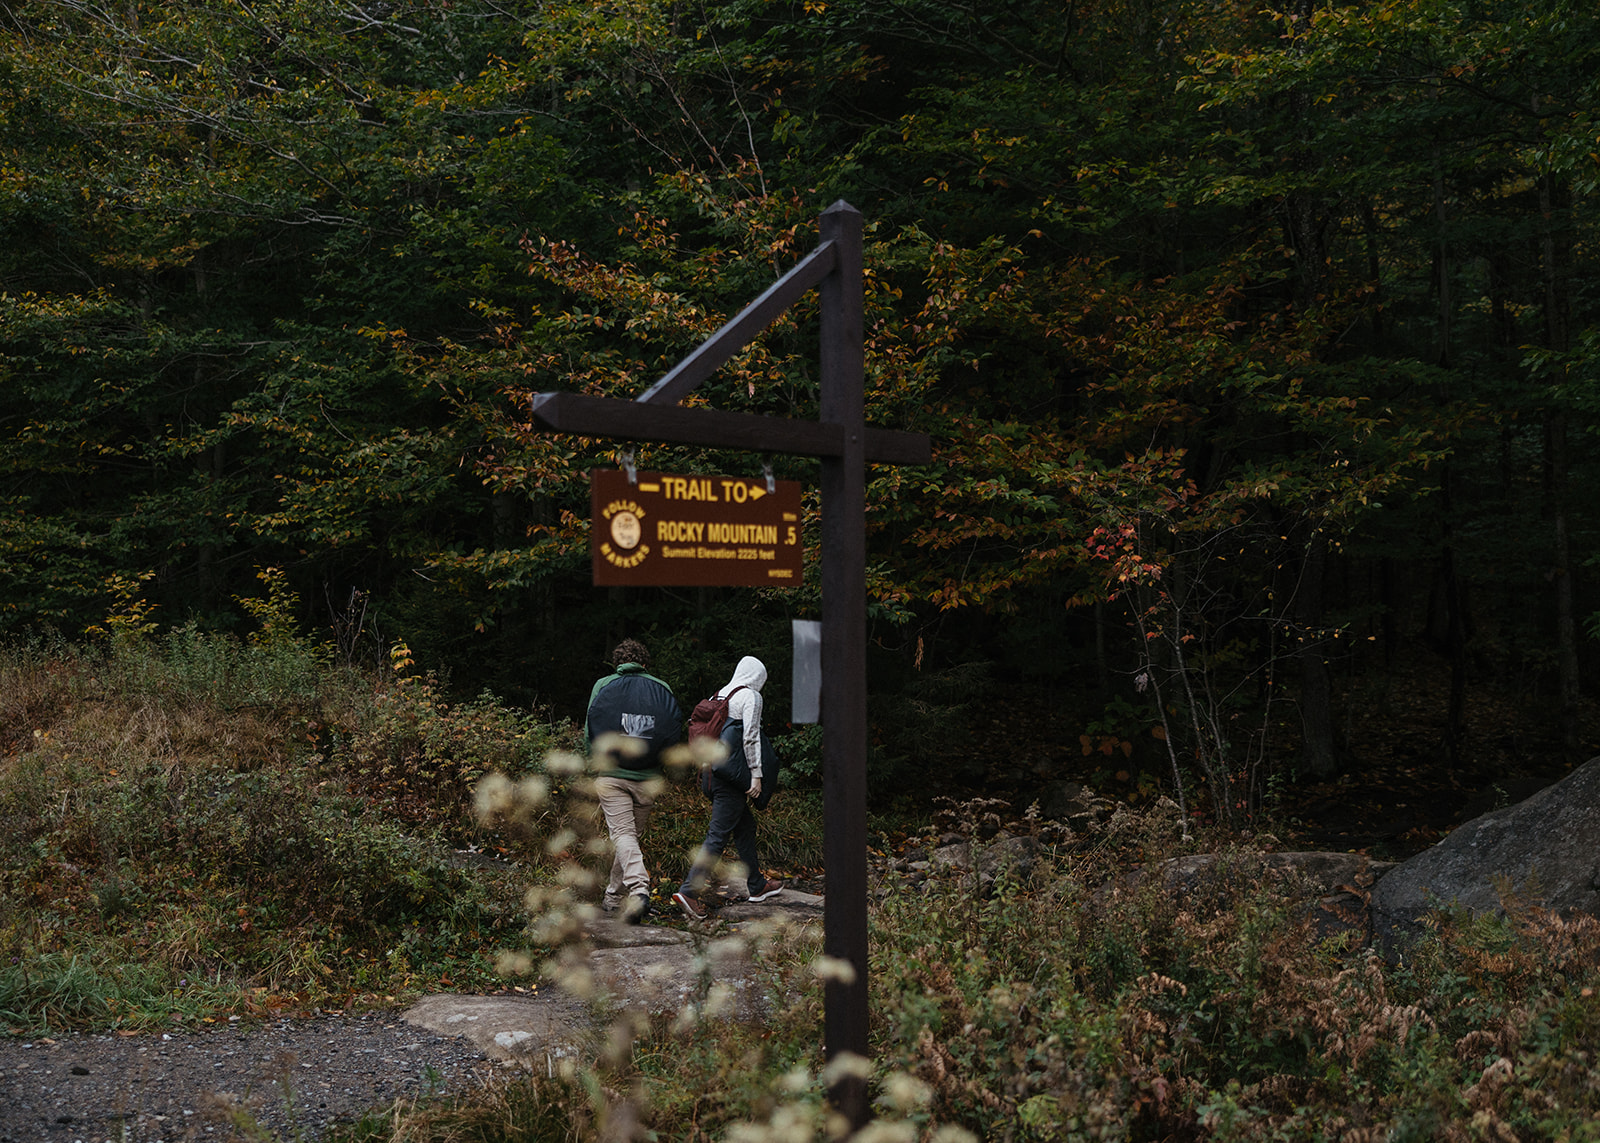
585, 639, 682, 924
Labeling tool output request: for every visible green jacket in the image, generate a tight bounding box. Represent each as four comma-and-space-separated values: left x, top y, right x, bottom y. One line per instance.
584, 662, 681, 780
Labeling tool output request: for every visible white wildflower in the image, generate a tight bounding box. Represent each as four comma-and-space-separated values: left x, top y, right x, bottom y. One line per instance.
810, 956, 858, 986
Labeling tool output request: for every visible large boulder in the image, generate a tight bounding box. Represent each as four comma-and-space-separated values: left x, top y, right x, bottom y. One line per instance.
1034, 780, 1116, 827
1371, 756, 1600, 946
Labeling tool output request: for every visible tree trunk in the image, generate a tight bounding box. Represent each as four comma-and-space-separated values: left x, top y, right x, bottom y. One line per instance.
1435, 466, 1471, 762
1537, 134, 1579, 759
1433, 166, 1452, 367
1547, 411, 1580, 757
1297, 529, 1340, 779
1362, 201, 1384, 343
1440, 544, 1469, 764
1379, 556, 1399, 667
1093, 598, 1110, 692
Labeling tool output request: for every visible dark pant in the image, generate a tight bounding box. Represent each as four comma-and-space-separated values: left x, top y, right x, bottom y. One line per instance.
679, 777, 764, 899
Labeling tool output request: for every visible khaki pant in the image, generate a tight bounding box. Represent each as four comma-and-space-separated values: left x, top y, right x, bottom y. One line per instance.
594, 773, 655, 904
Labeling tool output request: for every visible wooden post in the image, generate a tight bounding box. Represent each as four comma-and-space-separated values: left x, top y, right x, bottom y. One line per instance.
818, 201, 871, 1130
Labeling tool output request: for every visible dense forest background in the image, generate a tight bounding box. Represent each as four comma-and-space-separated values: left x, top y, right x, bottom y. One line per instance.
3, 0, 1599, 820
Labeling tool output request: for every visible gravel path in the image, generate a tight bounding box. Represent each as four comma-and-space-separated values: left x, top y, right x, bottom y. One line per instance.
0, 887, 828, 1142
0, 1010, 517, 1142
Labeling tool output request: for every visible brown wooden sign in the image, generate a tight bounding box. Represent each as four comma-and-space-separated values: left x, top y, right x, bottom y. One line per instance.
591, 468, 803, 587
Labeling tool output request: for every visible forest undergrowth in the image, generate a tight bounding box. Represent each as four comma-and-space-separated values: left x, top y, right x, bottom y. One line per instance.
2, 630, 1598, 1141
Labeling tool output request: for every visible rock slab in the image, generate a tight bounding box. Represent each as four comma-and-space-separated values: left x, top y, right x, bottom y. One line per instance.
1157, 850, 1395, 943
403, 992, 593, 1065
1371, 756, 1600, 943
404, 889, 826, 1062
1160, 851, 1393, 898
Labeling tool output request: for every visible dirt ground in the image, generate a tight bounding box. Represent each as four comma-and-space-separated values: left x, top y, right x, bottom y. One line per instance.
0, 1010, 517, 1143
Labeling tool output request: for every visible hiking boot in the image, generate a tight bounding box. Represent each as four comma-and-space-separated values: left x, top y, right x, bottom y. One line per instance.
623, 893, 651, 925
672, 891, 707, 921
747, 879, 785, 903
600, 897, 621, 915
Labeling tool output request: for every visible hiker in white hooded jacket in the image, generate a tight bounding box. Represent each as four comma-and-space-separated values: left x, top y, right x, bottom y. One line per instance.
673, 655, 785, 919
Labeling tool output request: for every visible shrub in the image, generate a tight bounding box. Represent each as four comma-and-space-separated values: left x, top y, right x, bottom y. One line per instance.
862, 819, 1600, 1142
340, 672, 570, 823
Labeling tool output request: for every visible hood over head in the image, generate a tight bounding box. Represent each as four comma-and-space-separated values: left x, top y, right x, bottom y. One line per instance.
726, 655, 767, 693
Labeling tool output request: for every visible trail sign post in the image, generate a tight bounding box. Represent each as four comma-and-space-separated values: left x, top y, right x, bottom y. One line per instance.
591, 468, 804, 587
530, 202, 929, 1131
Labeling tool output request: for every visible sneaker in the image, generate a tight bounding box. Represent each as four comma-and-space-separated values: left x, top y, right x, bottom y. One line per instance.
747, 879, 785, 903
600, 897, 622, 915
623, 893, 651, 925
672, 891, 708, 921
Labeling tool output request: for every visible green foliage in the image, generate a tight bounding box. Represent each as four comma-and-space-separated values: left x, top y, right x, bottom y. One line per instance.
0, 0, 583, 652
865, 808, 1600, 1142
0, 636, 544, 1032
82, 570, 161, 643
637, 781, 825, 888
866, 661, 992, 791
775, 723, 823, 783
0, 953, 175, 1030
101, 620, 336, 710
323, 1071, 597, 1141
0, 0, 1592, 796
0, 746, 514, 1022
409, 779, 1600, 1142
237, 567, 308, 650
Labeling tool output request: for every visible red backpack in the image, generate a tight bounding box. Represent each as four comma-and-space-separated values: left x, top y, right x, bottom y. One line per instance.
686, 685, 747, 742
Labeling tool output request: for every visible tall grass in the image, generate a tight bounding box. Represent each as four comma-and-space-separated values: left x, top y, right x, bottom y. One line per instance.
338, 793, 1600, 1142
0, 953, 172, 1028
0, 627, 567, 1034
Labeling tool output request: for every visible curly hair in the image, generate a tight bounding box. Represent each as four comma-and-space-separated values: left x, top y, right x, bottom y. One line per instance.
611, 638, 650, 669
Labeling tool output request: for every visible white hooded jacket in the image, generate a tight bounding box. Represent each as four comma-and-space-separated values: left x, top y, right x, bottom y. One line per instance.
717, 655, 767, 780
